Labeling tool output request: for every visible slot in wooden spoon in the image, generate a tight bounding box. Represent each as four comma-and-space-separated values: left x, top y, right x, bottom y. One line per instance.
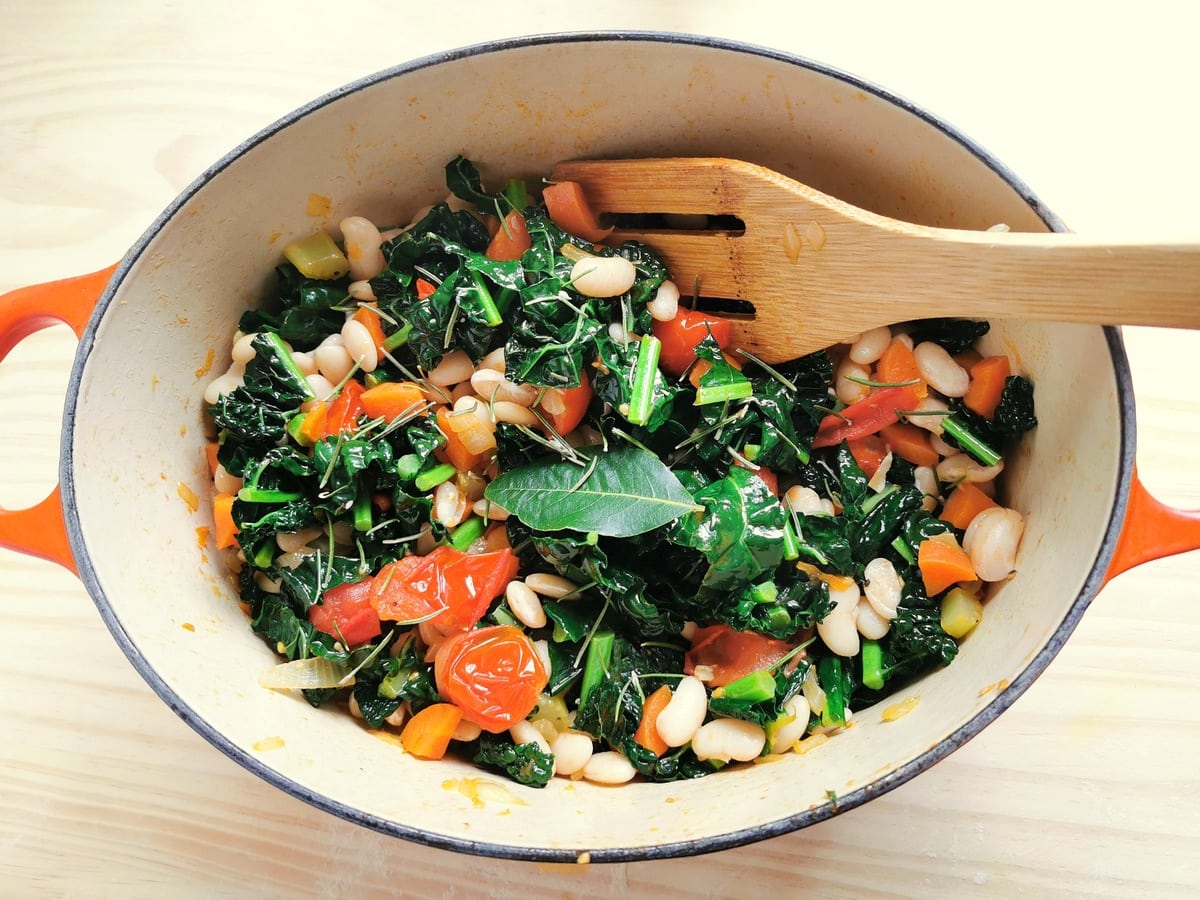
551, 157, 1200, 362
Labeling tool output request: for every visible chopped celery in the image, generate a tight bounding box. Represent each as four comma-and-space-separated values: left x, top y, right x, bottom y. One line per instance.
627, 334, 662, 426
941, 587, 984, 638
861, 639, 885, 690
283, 231, 350, 280
448, 516, 485, 550
721, 669, 776, 704
413, 462, 457, 492
579, 630, 615, 706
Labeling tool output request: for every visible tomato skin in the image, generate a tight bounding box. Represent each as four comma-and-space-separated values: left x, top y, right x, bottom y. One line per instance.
847, 434, 888, 478
538, 371, 593, 436
811, 385, 921, 449
435, 625, 548, 732
369, 553, 450, 623
324, 380, 366, 437
308, 578, 383, 647
651, 309, 734, 377
684, 624, 795, 687
370, 546, 518, 634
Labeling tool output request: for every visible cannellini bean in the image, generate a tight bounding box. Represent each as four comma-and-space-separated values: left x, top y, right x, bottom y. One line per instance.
472, 498, 509, 521
524, 572, 580, 599
914, 342, 970, 397
291, 350, 317, 376
655, 676, 708, 747
305, 373, 335, 400
203, 371, 243, 405
680, 621, 698, 642
348, 693, 364, 719
937, 452, 1005, 485
906, 396, 949, 436
315, 342, 355, 384
835, 360, 871, 404
276, 526, 323, 553
510, 719, 552, 754
231, 332, 259, 364
963, 507, 1025, 582
893, 332, 915, 351
478, 347, 506, 372
856, 599, 891, 639
691, 718, 767, 763
341, 318, 379, 373
863, 557, 902, 620
254, 572, 282, 595
532, 639, 552, 678
784, 485, 825, 515
570, 255, 637, 298
492, 400, 539, 427
433, 480, 469, 528
506, 580, 547, 629
849, 326, 891, 365
828, 581, 860, 616
819, 498, 837, 515
348, 279, 376, 301
581, 751, 637, 785
453, 719, 482, 742
867, 452, 893, 492
607, 321, 631, 345
647, 279, 680, 321
469, 367, 504, 399
427, 349, 474, 387
930, 433, 958, 458
385, 705, 407, 728
915, 465, 940, 512
768, 694, 811, 753
818, 611, 860, 658
551, 731, 594, 777
213, 463, 242, 495
340, 216, 387, 282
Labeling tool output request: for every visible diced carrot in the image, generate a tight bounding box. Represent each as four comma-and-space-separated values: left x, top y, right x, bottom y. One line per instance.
486, 210, 532, 261
542, 181, 613, 243
633, 685, 673, 757
415, 278, 437, 300
847, 434, 888, 478
361, 381, 429, 422
939, 481, 999, 530
953, 348, 984, 372
879, 422, 939, 468
299, 401, 328, 444
918, 536, 978, 596
963, 355, 1013, 419
875, 338, 927, 398
435, 407, 492, 473
352, 305, 388, 356
205, 442, 220, 477
400, 703, 463, 760
212, 493, 239, 549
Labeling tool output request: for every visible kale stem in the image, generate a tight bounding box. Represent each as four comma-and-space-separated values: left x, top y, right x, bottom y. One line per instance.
471, 271, 504, 327
627, 334, 662, 426
942, 415, 1002, 466
579, 630, 615, 706
861, 639, 885, 690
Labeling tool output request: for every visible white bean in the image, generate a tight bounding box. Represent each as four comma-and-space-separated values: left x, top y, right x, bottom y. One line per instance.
647, 279, 680, 322
231, 332, 259, 364
305, 373, 335, 400
963, 507, 1025, 582
427, 349, 474, 387
213, 463, 242, 495
492, 400, 539, 427
524, 572, 580, 599
469, 367, 503, 399
863, 557, 902, 620
478, 347, 506, 373
690, 718, 767, 763
550, 731, 594, 777
505, 580, 547, 629
453, 719, 482, 742
291, 350, 317, 376
856, 599, 891, 639
315, 342, 355, 384
385, 705, 407, 729
914, 342, 970, 398
510, 719, 552, 755
893, 333, 915, 351
784, 485, 825, 515
835, 360, 871, 404
473, 498, 509, 521
581, 751, 637, 785
906, 396, 949, 436
915, 465, 940, 512
341, 318, 379, 373
828, 581, 860, 616
203, 371, 243, 405
937, 452, 1005, 485
607, 321, 631, 345
818, 611, 860, 657
276, 525, 323, 553
654, 676, 708, 748
867, 452, 893, 492
340, 216, 386, 282
433, 480, 469, 528
768, 695, 811, 753
930, 433, 959, 458
348, 279, 377, 302
570, 256, 637, 298
849, 326, 892, 365
275, 550, 312, 570
254, 571, 282, 595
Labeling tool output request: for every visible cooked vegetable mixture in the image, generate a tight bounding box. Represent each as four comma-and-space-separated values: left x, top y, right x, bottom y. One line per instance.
203, 158, 1037, 787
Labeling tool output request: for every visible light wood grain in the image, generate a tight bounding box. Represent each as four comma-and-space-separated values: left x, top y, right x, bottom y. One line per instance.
554, 157, 1200, 360
2, 2, 1200, 898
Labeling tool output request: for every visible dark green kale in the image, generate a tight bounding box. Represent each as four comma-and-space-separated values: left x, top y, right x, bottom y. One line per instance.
621, 739, 714, 782
908, 318, 990, 355
574, 638, 683, 747
708, 657, 811, 726
237, 263, 349, 350
473, 734, 555, 788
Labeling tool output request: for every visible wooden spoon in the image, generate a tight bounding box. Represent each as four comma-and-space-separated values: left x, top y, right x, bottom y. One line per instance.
550, 157, 1200, 363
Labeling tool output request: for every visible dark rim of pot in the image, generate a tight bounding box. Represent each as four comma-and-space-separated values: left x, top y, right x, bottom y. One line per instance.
60, 30, 1137, 864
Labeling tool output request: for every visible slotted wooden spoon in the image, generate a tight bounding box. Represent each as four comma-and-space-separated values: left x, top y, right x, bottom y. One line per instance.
550, 157, 1200, 363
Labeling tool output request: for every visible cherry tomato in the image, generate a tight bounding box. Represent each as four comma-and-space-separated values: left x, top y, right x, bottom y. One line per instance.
847, 434, 888, 478
537, 371, 593, 436
810, 385, 921, 449
651, 308, 734, 377
369, 546, 518, 634
435, 625, 548, 732
323, 379, 365, 437
308, 578, 382, 647
684, 624, 796, 687
369, 552, 450, 623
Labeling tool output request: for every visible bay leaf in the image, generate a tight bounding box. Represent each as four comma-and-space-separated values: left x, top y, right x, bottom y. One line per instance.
484, 445, 699, 538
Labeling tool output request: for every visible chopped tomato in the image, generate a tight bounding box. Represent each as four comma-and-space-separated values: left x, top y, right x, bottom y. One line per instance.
485, 210, 532, 261
537, 370, 592, 436
651, 308, 734, 377
400, 703, 462, 760
415, 277, 437, 300
324, 380, 365, 437
684, 624, 796, 688
435, 625, 548, 732
542, 181, 613, 243
308, 578, 383, 646
369, 553, 451, 623
847, 434, 888, 478
811, 385, 921, 449
369, 546, 518, 634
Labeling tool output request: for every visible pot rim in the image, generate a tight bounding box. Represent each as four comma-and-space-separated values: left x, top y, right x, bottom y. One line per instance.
59, 30, 1138, 863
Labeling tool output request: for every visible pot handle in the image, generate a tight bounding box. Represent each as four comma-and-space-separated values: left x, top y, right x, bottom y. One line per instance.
0, 265, 118, 574
1104, 465, 1200, 583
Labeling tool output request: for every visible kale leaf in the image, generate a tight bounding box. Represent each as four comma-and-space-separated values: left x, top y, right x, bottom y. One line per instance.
473, 734, 555, 788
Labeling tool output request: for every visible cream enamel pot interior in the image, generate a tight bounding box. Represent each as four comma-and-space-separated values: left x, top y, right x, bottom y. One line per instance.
3, 33, 1200, 862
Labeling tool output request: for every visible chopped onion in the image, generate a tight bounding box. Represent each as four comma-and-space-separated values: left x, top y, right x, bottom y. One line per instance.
259, 656, 352, 691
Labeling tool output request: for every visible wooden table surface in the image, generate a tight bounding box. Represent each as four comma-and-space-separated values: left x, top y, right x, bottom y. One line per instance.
2, 2, 1198, 897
